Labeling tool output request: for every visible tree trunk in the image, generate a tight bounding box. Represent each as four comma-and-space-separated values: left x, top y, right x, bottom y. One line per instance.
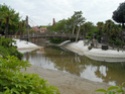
75, 26, 81, 42
122, 23, 125, 29
72, 25, 75, 36
5, 17, 9, 38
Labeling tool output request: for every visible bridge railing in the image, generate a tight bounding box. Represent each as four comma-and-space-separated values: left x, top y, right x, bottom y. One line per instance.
18, 32, 83, 40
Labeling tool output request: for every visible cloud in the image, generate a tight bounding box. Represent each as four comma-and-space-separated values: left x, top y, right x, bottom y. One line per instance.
1, 0, 125, 26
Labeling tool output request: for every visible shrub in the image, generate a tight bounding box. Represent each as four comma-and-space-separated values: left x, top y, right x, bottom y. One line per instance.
96, 83, 125, 94
0, 37, 60, 94
101, 45, 108, 50
0, 56, 60, 94
0, 37, 23, 59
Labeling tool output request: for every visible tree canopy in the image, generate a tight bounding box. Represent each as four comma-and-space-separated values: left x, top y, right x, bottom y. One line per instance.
112, 1, 125, 28
47, 4, 125, 48
0, 4, 20, 35
71, 11, 85, 35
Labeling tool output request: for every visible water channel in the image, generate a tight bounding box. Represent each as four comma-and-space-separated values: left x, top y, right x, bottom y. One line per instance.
22, 39, 125, 86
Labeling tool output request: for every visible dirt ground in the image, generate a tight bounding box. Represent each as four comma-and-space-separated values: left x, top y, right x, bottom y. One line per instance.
24, 65, 109, 94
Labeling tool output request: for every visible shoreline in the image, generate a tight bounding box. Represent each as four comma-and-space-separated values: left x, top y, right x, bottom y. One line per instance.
64, 40, 125, 62
24, 65, 109, 94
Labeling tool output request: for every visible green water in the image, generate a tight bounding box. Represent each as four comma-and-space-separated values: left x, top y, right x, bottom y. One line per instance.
23, 46, 125, 86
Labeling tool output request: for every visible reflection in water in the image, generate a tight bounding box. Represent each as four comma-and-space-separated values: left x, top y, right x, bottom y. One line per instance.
80, 65, 103, 83
23, 46, 125, 86
23, 49, 57, 71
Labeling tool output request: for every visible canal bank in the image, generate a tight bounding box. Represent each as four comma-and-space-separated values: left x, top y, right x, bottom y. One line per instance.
16, 39, 125, 94
24, 65, 108, 94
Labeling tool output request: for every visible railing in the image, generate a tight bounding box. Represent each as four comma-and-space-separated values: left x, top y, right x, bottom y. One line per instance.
19, 32, 83, 40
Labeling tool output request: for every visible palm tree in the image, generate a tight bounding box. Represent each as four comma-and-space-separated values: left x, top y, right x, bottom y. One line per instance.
70, 11, 85, 39
96, 22, 104, 43
103, 20, 114, 45
82, 22, 94, 39
0, 4, 20, 37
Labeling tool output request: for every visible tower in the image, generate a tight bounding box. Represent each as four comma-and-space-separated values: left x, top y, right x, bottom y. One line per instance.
52, 18, 56, 26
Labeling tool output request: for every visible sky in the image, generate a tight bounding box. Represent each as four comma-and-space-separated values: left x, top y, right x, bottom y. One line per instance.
1, 0, 125, 26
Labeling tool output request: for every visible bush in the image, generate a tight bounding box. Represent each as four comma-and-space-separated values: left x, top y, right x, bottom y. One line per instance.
0, 56, 60, 94
0, 37, 23, 59
0, 37, 14, 47
50, 38, 65, 44
96, 83, 125, 94
0, 37, 60, 94
101, 45, 108, 50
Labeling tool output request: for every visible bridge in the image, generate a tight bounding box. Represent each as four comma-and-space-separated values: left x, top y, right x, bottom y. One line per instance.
20, 32, 83, 41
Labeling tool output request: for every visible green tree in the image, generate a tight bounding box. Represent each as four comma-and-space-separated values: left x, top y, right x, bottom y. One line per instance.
96, 22, 104, 42
17, 20, 26, 38
70, 11, 85, 36
0, 37, 23, 59
103, 20, 123, 48
0, 4, 20, 36
81, 21, 96, 39
65, 18, 73, 33
112, 1, 125, 28
47, 19, 68, 33
102, 20, 114, 45
70, 11, 85, 41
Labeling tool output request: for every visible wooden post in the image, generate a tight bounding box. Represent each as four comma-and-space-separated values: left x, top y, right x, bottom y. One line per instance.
26, 16, 29, 42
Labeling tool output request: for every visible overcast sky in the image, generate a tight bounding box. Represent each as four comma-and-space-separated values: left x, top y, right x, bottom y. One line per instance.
1, 0, 125, 26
